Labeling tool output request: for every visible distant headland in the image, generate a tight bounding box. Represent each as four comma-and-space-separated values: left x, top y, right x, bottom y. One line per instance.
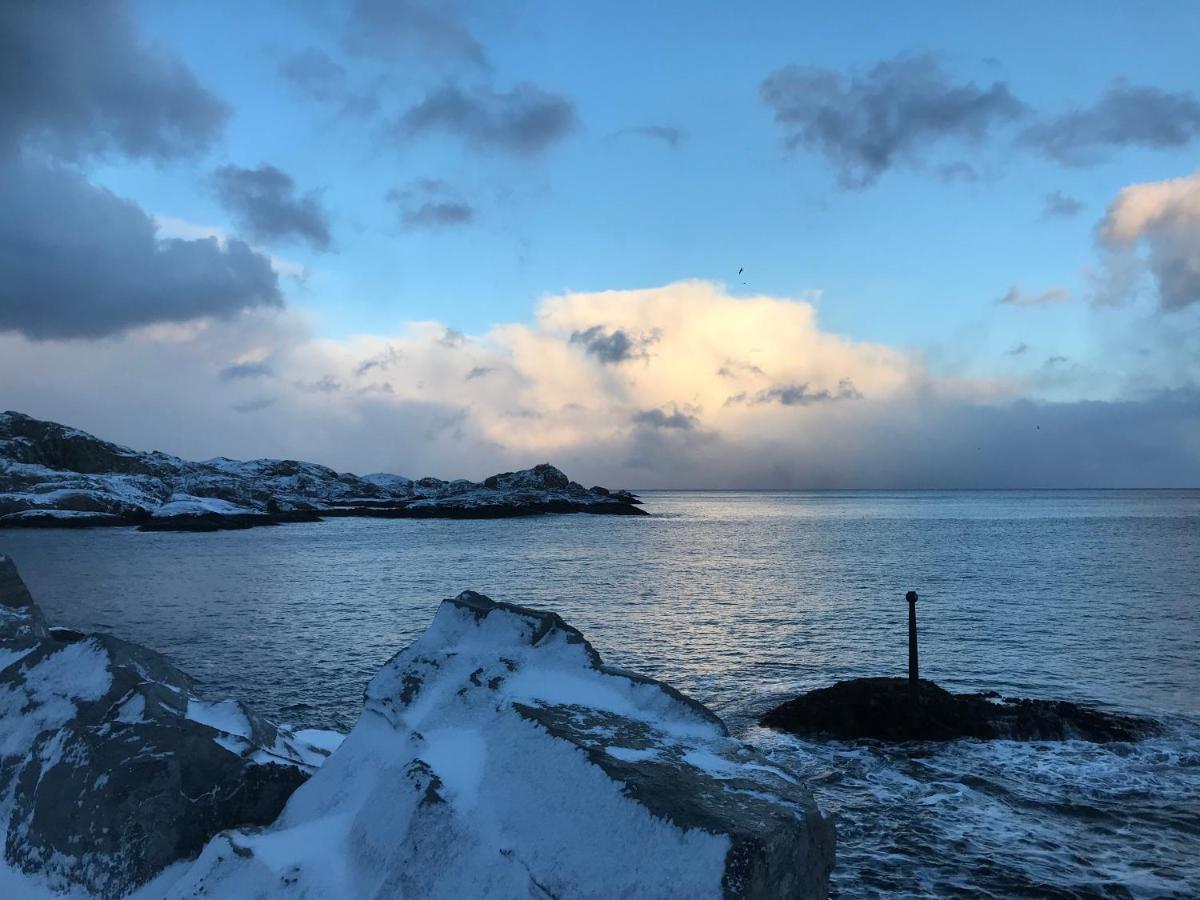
0, 411, 646, 531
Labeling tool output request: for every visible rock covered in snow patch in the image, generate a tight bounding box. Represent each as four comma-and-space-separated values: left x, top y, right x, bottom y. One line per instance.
0, 411, 647, 529
161, 591, 834, 899
0, 555, 333, 898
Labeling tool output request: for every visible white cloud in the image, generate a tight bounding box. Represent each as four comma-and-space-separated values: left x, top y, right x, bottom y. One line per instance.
2, 281, 1196, 487
1097, 170, 1200, 309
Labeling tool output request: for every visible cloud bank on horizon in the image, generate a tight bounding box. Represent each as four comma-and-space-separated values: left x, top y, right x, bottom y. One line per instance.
0, 0, 1198, 487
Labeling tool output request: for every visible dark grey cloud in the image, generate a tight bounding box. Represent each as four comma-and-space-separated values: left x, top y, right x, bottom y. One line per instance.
617, 125, 685, 149
386, 179, 475, 229
355, 345, 403, 376
213, 164, 333, 251
1042, 191, 1084, 220
632, 408, 698, 430
998, 286, 1070, 307
344, 0, 486, 67
277, 48, 379, 117
398, 82, 578, 156
296, 375, 342, 393
728, 378, 863, 407
232, 398, 276, 414
465, 366, 495, 381
1023, 82, 1200, 166
570, 326, 660, 364
219, 360, 274, 380
0, 156, 281, 340
760, 55, 1024, 187
717, 360, 766, 378
439, 328, 465, 348
0, 0, 227, 161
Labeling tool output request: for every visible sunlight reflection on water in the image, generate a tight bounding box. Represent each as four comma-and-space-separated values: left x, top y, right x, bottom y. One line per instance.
3, 489, 1198, 896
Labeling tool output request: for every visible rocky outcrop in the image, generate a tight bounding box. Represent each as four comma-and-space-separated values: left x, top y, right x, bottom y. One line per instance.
759, 677, 1158, 743
0, 555, 334, 898
0, 411, 647, 530
161, 592, 835, 899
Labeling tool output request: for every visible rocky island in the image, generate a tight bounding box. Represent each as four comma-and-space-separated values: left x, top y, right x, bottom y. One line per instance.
0, 411, 646, 531
0, 554, 834, 898
760, 677, 1159, 743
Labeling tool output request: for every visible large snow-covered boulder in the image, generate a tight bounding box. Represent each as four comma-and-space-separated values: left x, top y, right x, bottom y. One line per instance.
163, 592, 834, 898
0, 555, 331, 898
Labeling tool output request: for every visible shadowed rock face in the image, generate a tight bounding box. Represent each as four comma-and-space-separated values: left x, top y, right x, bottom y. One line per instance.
0, 555, 329, 898
0, 411, 647, 530
163, 592, 836, 899
760, 677, 1158, 743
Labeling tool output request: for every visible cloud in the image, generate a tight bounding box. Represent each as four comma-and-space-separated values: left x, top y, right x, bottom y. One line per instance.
386, 179, 475, 228
2, 281, 1197, 487
569, 326, 660, 364
277, 48, 379, 117
344, 0, 486, 67
1005, 343, 1029, 356
1042, 191, 1084, 219
0, 0, 227, 161
760, 55, 1024, 187
632, 408, 698, 430
1097, 170, 1200, 310
220, 360, 274, 380
997, 286, 1071, 307
465, 366, 496, 381
0, 156, 282, 340
397, 82, 577, 155
727, 378, 863, 407
355, 344, 403, 376
616, 125, 685, 149
1023, 81, 1200, 166
213, 164, 333, 251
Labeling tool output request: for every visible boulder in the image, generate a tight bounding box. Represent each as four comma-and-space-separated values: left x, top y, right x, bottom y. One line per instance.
162, 592, 834, 899
759, 677, 1158, 743
0, 555, 331, 898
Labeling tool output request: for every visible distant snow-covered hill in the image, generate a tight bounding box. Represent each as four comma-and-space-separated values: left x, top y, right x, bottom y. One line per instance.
0, 411, 645, 531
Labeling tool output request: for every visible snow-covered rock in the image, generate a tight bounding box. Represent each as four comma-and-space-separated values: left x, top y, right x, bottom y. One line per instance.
0, 556, 335, 898
160, 591, 835, 899
0, 411, 646, 530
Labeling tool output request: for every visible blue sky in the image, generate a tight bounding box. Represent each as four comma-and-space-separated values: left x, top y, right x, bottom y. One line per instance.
107, 0, 1195, 347
2, 1, 1198, 485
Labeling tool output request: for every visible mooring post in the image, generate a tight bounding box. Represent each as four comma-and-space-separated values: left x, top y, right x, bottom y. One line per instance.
906, 590, 919, 684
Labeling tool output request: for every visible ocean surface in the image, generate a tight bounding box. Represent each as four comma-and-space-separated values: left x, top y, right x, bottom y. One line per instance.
3, 490, 1198, 898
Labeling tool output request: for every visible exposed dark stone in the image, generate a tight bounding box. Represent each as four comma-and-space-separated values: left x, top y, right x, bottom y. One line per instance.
0, 556, 323, 897
759, 677, 1159, 743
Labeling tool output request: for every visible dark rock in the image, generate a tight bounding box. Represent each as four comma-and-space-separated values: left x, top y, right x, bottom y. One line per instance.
759, 677, 1159, 743
0, 556, 328, 897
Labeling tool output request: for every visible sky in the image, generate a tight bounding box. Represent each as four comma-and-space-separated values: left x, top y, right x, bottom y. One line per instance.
1, 0, 1199, 487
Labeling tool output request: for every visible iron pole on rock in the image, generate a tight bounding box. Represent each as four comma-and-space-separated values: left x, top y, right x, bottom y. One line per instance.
906, 591, 919, 684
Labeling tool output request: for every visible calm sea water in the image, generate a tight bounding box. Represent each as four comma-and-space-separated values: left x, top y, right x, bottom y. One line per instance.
4, 491, 1199, 897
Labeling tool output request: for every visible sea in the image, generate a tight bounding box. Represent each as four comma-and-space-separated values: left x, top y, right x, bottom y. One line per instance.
3, 490, 1198, 898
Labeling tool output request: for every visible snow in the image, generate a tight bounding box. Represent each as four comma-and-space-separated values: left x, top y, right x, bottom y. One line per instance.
0, 640, 112, 760
186, 697, 254, 737
153, 494, 255, 517
149, 593, 830, 899
606, 746, 660, 763
292, 728, 345, 755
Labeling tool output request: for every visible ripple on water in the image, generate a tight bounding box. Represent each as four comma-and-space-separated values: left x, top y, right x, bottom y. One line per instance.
2, 489, 1198, 896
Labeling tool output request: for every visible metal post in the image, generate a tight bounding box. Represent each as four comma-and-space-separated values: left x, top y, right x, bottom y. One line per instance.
906, 591, 919, 684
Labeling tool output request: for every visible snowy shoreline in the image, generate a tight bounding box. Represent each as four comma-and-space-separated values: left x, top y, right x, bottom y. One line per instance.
1, 554, 834, 898
0, 411, 648, 532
